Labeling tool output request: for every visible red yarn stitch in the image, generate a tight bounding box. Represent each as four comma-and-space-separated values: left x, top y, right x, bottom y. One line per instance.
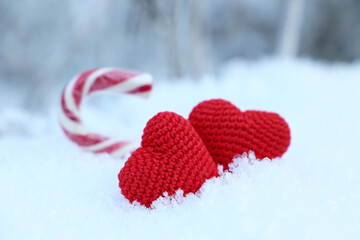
118, 112, 219, 208
189, 99, 291, 169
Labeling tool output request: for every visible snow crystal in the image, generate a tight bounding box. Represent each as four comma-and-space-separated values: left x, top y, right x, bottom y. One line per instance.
1, 59, 360, 239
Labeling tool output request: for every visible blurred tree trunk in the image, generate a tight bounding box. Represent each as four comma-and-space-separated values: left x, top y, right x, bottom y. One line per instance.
137, 0, 207, 79
189, 0, 205, 79
278, 0, 306, 58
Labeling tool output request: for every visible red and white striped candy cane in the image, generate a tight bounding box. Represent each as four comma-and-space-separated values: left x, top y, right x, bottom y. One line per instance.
59, 68, 153, 158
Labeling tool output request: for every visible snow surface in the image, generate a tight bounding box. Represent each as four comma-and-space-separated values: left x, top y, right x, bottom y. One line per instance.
1, 59, 360, 239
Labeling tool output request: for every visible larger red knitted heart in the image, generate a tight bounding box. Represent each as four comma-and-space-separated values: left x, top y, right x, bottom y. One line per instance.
189, 99, 291, 169
118, 112, 218, 208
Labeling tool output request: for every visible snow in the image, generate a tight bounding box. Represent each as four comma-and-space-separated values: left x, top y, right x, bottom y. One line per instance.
1, 59, 360, 239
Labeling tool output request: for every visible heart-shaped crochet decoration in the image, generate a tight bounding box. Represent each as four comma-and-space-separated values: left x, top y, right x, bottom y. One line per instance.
189, 99, 291, 169
118, 112, 218, 207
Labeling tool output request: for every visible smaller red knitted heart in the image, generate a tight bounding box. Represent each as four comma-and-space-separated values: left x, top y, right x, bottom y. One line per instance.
118, 112, 218, 208
189, 99, 291, 169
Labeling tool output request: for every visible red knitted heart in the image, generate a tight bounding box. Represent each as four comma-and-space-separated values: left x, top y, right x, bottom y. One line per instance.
118, 112, 218, 208
189, 99, 291, 169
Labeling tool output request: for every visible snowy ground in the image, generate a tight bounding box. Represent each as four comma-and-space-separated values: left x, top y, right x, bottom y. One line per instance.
1, 59, 360, 239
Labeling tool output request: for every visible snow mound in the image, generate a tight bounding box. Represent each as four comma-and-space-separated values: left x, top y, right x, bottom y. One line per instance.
1, 59, 360, 239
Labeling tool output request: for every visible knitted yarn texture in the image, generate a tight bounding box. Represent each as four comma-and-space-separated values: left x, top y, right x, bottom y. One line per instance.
189, 99, 291, 169
118, 112, 218, 207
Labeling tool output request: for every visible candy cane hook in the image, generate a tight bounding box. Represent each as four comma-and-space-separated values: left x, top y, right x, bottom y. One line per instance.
59, 68, 153, 158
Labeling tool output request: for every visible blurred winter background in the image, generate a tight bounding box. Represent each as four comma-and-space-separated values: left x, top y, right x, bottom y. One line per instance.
1, 1, 360, 239
1, 0, 360, 112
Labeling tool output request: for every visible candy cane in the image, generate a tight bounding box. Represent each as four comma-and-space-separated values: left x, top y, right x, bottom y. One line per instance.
59, 68, 153, 158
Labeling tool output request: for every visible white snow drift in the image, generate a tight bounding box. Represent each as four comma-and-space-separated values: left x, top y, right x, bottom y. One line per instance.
1, 59, 360, 240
